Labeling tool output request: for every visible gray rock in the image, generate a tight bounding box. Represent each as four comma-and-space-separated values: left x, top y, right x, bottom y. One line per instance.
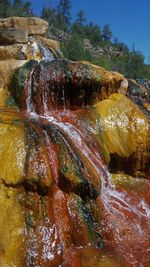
0, 28, 28, 45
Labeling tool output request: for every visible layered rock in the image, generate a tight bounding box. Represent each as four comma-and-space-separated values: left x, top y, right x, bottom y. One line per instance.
0, 17, 48, 36
0, 28, 28, 45
95, 93, 149, 177
0, 17, 150, 267
10, 59, 126, 112
0, 17, 61, 113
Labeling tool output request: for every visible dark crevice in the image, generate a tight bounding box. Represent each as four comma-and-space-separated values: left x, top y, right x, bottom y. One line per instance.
1, 178, 49, 196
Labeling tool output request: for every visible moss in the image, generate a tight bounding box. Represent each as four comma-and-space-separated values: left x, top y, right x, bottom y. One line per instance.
9, 60, 38, 107
111, 174, 147, 193
26, 210, 34, 228
5, 96, 16, 107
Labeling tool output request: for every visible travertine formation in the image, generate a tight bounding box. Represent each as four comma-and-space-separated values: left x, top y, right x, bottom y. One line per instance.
0, 17, 150, 267
0, 16, 49, 36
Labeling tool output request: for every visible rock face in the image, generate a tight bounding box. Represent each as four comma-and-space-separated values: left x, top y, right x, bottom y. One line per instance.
96, 93, 149, 177
0, 17, 61, 93
32, 35, 60, 51
0, 17, 48, 36
0, 28, 28, 44
0, 17, 150, 267
10, 59, 125, 112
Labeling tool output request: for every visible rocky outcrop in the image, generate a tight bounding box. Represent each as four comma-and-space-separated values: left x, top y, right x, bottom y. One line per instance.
0, 28, 28, 45
31, 35, 60, 51
0, 17, 150, 267
0, 17, 61, 95
83, 38, 123, 59
46, 25, 71, 42
10, 59, 126, 112
46, 26, 124, 59
0, 17, 48, 36
95, 93, 149, 177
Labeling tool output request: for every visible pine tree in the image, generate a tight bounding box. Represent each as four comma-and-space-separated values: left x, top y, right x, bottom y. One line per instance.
12, 0, 33, 17
102, 24, 112, 43
76, 10, 86, 27
72, 10, 86, 36
0, 0, 11, 17
13, 0, 22, 10
84, 22, 102, 46
57, 0, 72, 31
41, 3, 57, 26
22, 1, 33, 16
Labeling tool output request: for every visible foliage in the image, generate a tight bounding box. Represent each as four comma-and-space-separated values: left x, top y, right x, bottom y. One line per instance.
76, 10, 86, 26
0, 0, 11, 17
71, 9, 86, 36
0, 0, 33, 17
57, 0, 72, 31
0, 0, 149, 79
41, 5, 57, 26
102, 24, 112, 44
12, 0, 33, 16
61, 34, 92, 61
84, 23, 103, 46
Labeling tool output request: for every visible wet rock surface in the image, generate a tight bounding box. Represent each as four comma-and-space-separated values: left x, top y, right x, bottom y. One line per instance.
0, 17, 150, 267
10, 59, 125, 112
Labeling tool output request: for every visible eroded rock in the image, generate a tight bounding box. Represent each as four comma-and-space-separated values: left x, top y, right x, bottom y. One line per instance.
95, 93, 149, 177
0, 17, 48, 36
0, 28, 28, 45
0, 20, 150, 266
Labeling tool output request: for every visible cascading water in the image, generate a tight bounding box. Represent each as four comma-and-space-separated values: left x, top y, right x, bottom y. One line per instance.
39, 44, 57, 62
0, 51, 150, 267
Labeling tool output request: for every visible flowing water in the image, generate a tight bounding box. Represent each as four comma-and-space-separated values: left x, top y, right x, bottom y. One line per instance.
0, 56, 150, 267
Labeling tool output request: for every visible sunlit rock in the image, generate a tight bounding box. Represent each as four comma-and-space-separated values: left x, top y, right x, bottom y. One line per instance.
0, 28, 28, 45
96, 93, 148, 157
32, 35, 60, 51
0, 111, 25, 185
10, 59, 126, 113
0, 18, 150, 266
0, 184, 25, 266
95, 93, 149, 177
0, 17, 48, 36
0, 59, 27, 89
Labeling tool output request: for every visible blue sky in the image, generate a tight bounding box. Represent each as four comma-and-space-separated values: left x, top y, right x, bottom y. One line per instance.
31, 0, 150, 63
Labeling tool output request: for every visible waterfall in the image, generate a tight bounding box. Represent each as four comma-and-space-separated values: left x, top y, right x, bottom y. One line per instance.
1, 58, 150, 267
39, 45, 56, 62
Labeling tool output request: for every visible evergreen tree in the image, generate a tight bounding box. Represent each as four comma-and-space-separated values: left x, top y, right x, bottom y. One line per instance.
12, 0, 33, 17
22, 1, 33, 16
72, 10, 86, 36
0, 0, 11, 17
61, 33, 92, 61
57, 0, 72, 31
84, 22, 102, 45
13, 0, 22, 15
102, 24, 112, 43
76, 10, 86, 27
41, 4, 57, 26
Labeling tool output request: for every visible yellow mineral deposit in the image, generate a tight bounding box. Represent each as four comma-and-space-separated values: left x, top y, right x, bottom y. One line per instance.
95, 93, 149, 158
0, 185, 25, 267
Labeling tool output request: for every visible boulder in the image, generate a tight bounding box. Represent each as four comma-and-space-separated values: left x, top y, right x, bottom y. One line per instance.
95, 93, 149, 177
0, 59, 27, 89
0, 44, 27, 61
0, 28, 28, 45
0, 17, 48, 36
10, 59, 125, 113
0, 43, 42, 61
0, 29, 150, 266
31, 35, 60, 51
